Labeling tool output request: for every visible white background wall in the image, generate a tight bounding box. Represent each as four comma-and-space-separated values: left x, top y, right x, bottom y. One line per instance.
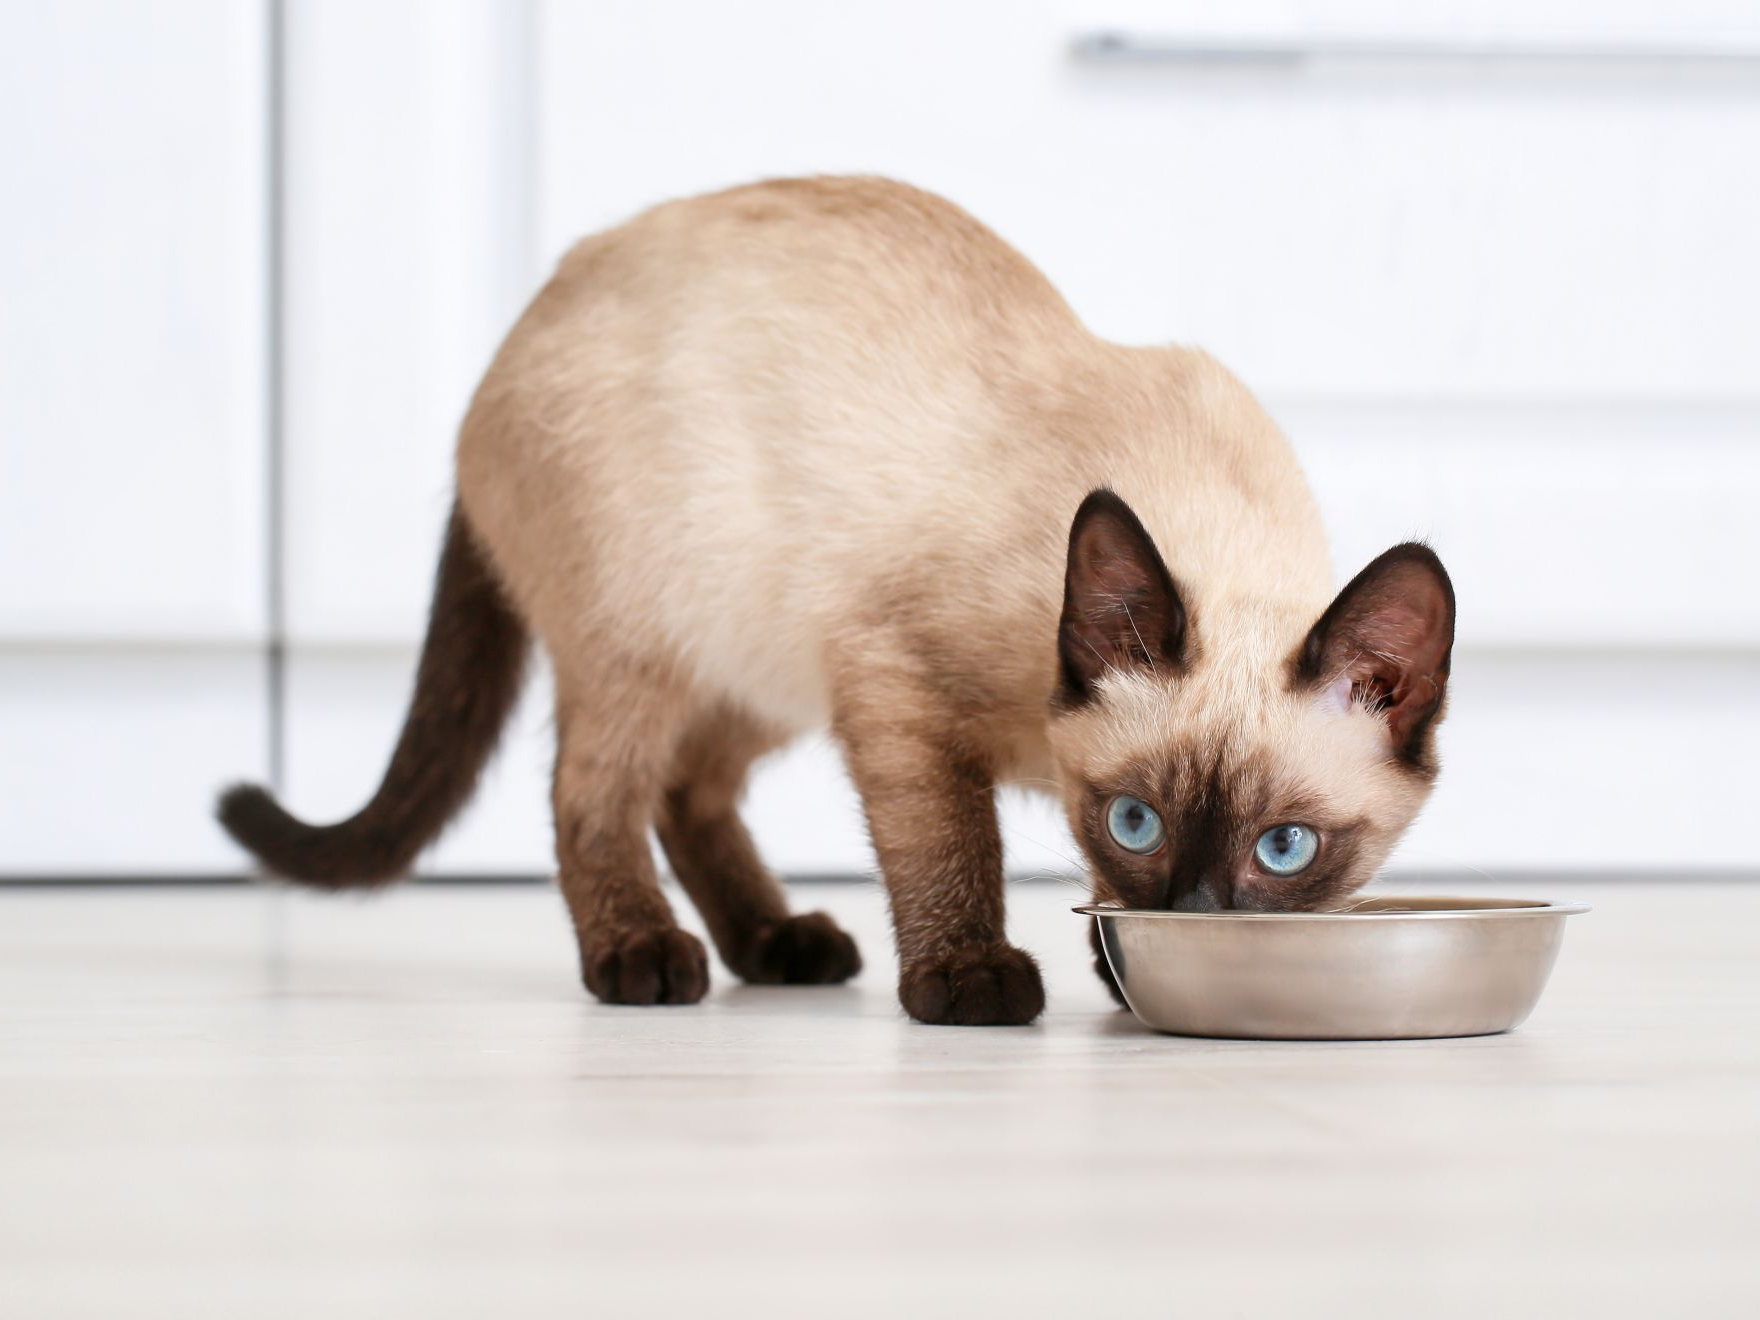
2, 0, 1757, 878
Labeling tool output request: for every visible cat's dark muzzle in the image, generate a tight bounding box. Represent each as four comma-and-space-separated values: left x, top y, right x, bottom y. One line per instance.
1160, 869, 1234, 913
1093, 870, 1235, 914
1167, 887, 1228, 913
1091, 859, 1272, 914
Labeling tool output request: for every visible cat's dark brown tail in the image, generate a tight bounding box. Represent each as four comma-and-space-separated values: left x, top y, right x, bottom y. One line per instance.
217, 504, 529, 888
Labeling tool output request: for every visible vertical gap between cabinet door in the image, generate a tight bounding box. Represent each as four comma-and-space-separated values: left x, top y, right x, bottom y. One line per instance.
264, 0, 287, 797
262, 0, 291, 974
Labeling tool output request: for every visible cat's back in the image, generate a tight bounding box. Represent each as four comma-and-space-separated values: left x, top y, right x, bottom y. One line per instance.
559, 175, 1079, 337
459, 177, 1101, 727
459, 178, 1323, 733
469, 175, 1090, 510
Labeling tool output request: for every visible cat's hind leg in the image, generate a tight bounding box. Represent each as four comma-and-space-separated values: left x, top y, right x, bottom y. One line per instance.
551, 662, 709, 1006
656, 705, 861, 985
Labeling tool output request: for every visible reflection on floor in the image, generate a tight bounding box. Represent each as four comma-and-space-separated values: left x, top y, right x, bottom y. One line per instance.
1, 877, 1755, 1318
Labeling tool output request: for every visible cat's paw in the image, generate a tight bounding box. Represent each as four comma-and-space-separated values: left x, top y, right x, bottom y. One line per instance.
582, 927, 709, 1006
1089, 918, 1129, 1007
734, 911, 863, 985
898, 945, 1044, 1026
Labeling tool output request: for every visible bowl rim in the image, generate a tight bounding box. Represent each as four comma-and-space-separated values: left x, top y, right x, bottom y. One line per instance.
1074, 895, 1591, 921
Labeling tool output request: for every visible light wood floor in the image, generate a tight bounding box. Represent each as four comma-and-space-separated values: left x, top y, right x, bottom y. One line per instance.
2, 877, 1755, 1318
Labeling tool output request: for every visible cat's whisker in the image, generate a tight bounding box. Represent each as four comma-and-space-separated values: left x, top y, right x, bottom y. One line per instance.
1326, 896, 1379, 914
1013, 867, 1090, 893
996, 820, 1089, 877
1007, 842, 1090, 878
996, 776, 1063, 793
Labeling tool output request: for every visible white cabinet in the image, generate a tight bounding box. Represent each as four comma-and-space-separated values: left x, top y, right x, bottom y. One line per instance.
1291, 401, 1760, 648
1, 651, 268, 876
0, 2, 271, 874
0, 1, 269, 643
272, 0, 1760, 877
535, 0, 1760, 647
518, 0, 1760, 872
282, 650, 557, 875
537, 0, 1760, 397
270, 0, 550, 877
5, 2, 1753, 877
280, 0, 536, 646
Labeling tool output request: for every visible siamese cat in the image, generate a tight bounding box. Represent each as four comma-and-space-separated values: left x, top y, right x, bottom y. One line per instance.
220, 177, 1454, 1026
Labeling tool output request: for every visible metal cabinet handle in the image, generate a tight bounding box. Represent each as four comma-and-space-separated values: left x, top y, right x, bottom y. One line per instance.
1070, 29, 1760, 67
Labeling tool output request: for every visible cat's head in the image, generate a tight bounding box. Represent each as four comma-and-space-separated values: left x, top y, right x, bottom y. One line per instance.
1046, 489, 1454, 912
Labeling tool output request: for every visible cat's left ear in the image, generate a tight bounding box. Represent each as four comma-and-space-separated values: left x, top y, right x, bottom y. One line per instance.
1297, 543, 1455, 767
1056, 489, 1189, 707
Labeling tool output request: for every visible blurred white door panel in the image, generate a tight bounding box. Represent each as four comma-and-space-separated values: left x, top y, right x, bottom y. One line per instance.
272, 1, 549, 881
279, 0, 537, 647
0, 650, 268, 875
0, 2, 270, 874
1394, 650, 1760, 872
0, 1, 268, 643
1288, 400, 1760, 647
281, 647, 557, 876
536, 0, 1760, 399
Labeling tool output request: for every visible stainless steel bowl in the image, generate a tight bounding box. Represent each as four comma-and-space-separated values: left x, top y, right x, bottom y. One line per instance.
1076, 896, 1589, 1040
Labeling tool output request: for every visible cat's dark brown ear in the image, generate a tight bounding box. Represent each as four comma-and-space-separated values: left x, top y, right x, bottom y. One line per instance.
1056, 489, 1188, 707
1297, 543, 1455, 768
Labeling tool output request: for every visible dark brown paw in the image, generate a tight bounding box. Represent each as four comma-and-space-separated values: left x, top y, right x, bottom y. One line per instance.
582, 928, 709, 1006
898, 945, 1044, 1026
734, 911, 863, 985
1090, 918, 1128, 1007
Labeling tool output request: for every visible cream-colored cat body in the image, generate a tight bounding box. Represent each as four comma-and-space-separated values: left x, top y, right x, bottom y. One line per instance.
222, 177, 1453, 1024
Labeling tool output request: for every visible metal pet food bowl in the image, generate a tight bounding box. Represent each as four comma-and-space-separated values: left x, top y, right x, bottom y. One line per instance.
1077, 896, 1589, 1040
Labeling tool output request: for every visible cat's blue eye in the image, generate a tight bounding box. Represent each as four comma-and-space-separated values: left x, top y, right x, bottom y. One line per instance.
1106, 796, 1166, 854
1254, 824, 1318, 876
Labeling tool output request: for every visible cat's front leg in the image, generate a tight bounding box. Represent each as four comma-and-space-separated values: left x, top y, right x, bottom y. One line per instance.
835, 686, 1044, 1026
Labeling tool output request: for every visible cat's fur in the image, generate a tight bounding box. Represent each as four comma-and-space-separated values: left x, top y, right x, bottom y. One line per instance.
220, 177, 1454, 1025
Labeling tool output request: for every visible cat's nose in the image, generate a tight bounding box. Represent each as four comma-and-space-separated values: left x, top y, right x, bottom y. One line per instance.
1166, 872, 1234, 912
